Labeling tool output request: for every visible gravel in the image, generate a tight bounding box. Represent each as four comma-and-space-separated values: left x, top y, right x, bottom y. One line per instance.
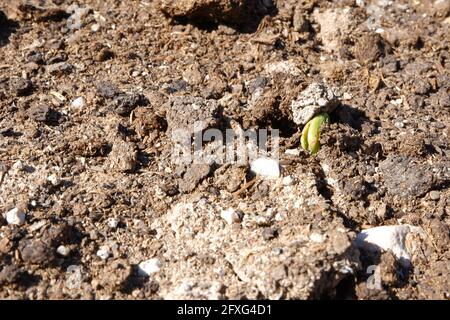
250, 158, 281, 179
138, 258, 162, 277
355, 225, 425, 267
5, 208, 26, 225
291, 81, 340, 126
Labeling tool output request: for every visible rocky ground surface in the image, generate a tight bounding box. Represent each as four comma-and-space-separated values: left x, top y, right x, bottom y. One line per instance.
0, 0, 449, 299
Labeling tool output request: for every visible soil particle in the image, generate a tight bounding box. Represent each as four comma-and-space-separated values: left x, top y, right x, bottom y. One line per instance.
428, 219, 449, 252
106, 139, 138, 173
412, 78, 432, 96
378, 251, 400, 288
96, 48, 115, 62
160, 0, 261, 27
165, 96, 222, 137
379, 156, 435, 199
19, 239, 54, 266
213, 165, 246, 193
291, 81, 340, 126
46, 62, 73, 76
9, 77, 33, 96
112, 93, 149, 116
261, 227, 278, 241
28, 105, 60, 125
354, 33, 388, 65
179, 163, 214, 193
293, 9, 311, 33
0, 265, 22, 285
11, 1, 69, 22
96, 81, 120, 99
314, 7, 357, 54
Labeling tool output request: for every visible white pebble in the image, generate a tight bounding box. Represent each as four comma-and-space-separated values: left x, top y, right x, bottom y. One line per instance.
71, 97, 86, 108
47, 174, 60, 186
342, 92, 352, 100
250, 158, 281, 179
107, 218, 119, 229
310, 232, 326, 243
138, 258, 161, 276
220, 208, 241, 225
5, 208, 26, 225
355, 225, 424, 267
394, 121, 404, 129
275, 212, 285, 221
57, 245, 70, 257
12, 160, 24, 172
96, 246, 110, 260
91, 24, 100, 32
282, 175, 294, 186
285, 148, 300, 156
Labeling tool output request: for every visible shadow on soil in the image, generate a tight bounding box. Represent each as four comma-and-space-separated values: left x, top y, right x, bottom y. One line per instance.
169, 1, 278, 34
0, 10, 19, 47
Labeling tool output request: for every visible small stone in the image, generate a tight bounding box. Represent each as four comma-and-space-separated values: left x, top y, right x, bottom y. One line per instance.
71, 97, 85, 108
285, 148, 300, 156
429, 191, 440, 201
274, 212, 285, 221
177, 282, 193, 293
220, 208, 241, 225
66, 265, 84, 289
12, 160, 25, 171
56, 245, 70, 257
355, 225, 425, 267
375, 203, 388, 219
91, 23, 100, 32
282, 175, 293, 186
262, 228, 278, 241
272, 247, 283, 255
47, 174, 60, 186
107, 140, 138, 172
291, 81, 340, 126
96, 246, 110, 260
5, 208, 26, 225
310, 232, 326, 243
107, 218, 119, 229
112, 93, 148, 116
250, 158, 281, 179
264, 60, 302, 77
66, 4, 91, 30
46, 62, 73, 75
394, 121, 404, 129
29, 220, 47, 232
138, 258, 161, 276
343, 92, 352, 100
96, 81, 119, 98
28, 105, 59, 124
20, 239, 54, 265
